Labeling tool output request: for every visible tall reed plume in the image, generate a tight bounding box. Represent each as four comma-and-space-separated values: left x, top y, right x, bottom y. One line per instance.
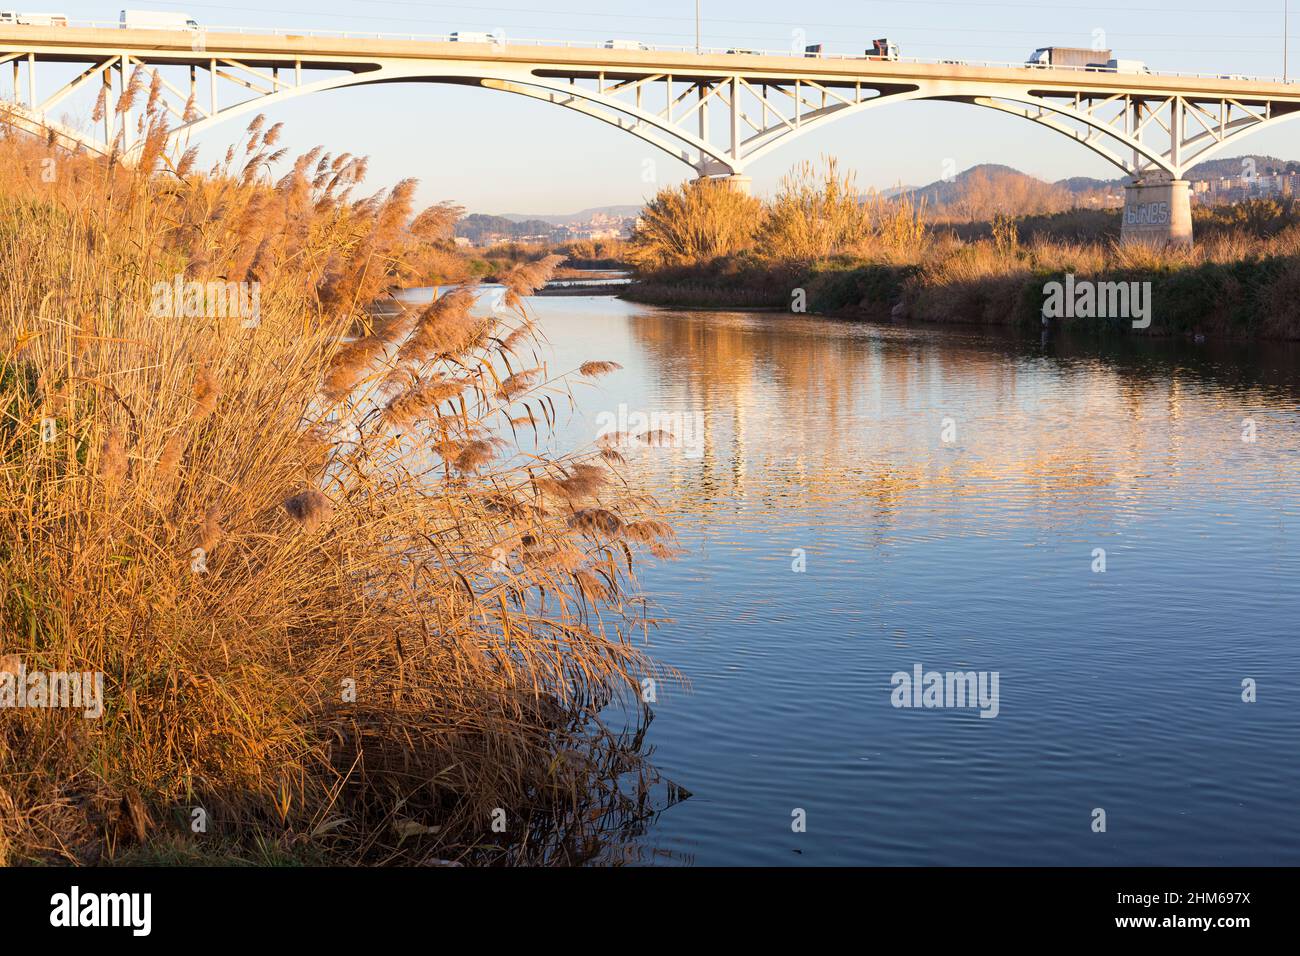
0, 93, 678, 865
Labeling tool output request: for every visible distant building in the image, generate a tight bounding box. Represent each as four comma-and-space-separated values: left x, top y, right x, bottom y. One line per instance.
1191, 166, 1300, 205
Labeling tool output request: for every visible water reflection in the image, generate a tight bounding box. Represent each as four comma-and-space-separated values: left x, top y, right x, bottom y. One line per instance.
618, 311, 1300, 519
536, 300, 1300, 866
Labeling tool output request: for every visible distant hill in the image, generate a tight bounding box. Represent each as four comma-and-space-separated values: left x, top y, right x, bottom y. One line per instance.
1056, 176, 1119, 194
903, 164, 1089, 219
497, 205, 642, 225
455, 213, 557, 243
1184, 155, 1300, 179
898, 155, 1300, 220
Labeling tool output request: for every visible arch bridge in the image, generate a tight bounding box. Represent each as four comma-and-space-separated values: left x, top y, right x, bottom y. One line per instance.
6, 23, 1300, 244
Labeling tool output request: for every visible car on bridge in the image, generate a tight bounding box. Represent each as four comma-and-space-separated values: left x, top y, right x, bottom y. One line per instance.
1088, 58, 1151, 74
0, 10, 69, 26
450, 31, 503, 44
604, 39, 649, 51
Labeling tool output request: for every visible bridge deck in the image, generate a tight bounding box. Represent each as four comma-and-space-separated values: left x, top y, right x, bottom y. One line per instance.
4, 25, 1300, 101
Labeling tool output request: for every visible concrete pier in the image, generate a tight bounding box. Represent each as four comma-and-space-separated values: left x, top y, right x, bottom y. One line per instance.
722, 174, 753, 195
1121, 179, 1193, 248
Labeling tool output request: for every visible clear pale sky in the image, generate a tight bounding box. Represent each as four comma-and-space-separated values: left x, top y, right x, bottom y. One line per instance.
44, 1, 1300, 213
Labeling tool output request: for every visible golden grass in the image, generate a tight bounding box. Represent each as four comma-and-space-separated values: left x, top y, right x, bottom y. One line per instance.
632, 158, 1300, 278
758, 158, 873, 260
0, 95, 676, 865
626, 176, 764, 268
624, 157, 1300, 337
628, 158, 928, 269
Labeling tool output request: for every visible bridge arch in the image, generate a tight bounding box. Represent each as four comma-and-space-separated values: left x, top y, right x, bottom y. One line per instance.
147, 67, 1300, 189
8, 27, 1300, 241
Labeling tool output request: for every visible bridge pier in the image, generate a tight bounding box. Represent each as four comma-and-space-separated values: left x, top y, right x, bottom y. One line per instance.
721, 174, 752, 195
693, 173, 753, 194
1121, 179, 1193, 248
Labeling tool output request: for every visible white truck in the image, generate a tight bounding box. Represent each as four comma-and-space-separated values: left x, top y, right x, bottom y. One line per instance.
119, 10, 199, 30
450, 30, 503, 44
0, 11, 70, 26
604, 39, 648, 51
1094, 58, 1151, 74
866, 38, 899, 61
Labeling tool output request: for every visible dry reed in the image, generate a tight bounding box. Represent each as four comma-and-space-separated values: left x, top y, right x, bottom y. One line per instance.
0, 94, 677, 865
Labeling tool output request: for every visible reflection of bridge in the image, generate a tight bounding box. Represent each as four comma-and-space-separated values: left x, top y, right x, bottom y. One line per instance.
6, 24, 1300, 245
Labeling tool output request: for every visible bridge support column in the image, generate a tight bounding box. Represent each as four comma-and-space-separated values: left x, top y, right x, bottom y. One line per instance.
722, 174, 752, 195
1121, 179, 1192, 248
693, 174, 753, 194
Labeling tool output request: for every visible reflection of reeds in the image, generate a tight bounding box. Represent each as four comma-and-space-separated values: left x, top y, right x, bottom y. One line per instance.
479, 704, 692, 866
0, 96, 680, 864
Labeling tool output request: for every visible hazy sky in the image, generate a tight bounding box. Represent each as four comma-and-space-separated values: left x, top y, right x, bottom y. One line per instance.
43, 1, 1300, 213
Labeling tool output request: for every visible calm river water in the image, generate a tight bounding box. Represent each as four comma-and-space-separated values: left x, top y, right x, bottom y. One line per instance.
532, 294, 1300, 866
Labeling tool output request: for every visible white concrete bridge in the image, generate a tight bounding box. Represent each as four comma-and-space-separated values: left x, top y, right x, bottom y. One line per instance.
6, 22, 1300, 244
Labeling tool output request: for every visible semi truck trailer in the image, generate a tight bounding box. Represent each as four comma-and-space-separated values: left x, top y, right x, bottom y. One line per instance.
1026, 46, 1111, 69
119, 10, 199, 30
0, 11, 69, 26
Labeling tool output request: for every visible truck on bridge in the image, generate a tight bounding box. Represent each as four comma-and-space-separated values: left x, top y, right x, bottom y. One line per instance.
1026, 46, 1111, 69
866, 38, 899, 61
800, 39, 894, 61
119, 10, 200, 30
802, 39, 898, 61
450, 30, 505, 44
0, 10, 68, 26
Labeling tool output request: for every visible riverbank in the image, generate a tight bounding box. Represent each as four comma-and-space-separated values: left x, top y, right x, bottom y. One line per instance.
620, 164, 1300, 340
534, 269, 631, 296
623, 245, 1300, 340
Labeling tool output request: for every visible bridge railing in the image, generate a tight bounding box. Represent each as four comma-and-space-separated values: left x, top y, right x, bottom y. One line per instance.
5, 19, 1286, 85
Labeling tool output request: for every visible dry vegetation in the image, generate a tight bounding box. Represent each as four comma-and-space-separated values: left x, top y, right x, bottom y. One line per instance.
628, 157, 925, 271
558, 237, 630, 266
0, 81, 678, 866
469, 239, 631, 283
625, 158, 1300, 338
922, 166, 1083, 224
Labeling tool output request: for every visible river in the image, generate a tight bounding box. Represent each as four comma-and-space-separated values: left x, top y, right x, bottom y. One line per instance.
526, 294, 1300, 866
